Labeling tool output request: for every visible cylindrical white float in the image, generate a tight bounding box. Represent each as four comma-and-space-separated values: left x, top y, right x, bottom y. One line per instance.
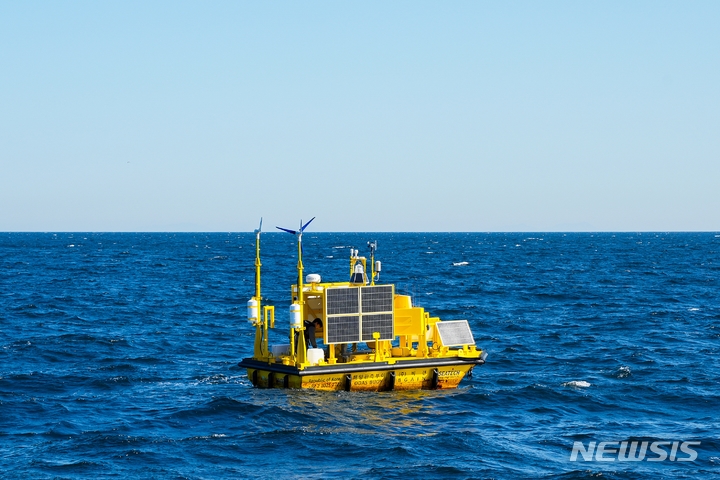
289, 303, 301, 328
247, 298, 258, 322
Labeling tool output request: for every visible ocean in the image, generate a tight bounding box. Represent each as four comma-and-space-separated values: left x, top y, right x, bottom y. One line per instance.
1, 232, 718, 479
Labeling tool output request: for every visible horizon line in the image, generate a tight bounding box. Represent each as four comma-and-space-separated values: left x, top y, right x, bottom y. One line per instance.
2, 230, 719, 234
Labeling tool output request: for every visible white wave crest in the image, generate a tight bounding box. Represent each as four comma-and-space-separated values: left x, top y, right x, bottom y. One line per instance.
563, 380, 591, 388
616, 366, 631, 378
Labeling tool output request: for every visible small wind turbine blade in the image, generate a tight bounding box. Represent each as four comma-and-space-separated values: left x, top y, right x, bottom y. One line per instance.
301, 217, 316, 232
276, 226, 297, 235
259, 217, 263, 232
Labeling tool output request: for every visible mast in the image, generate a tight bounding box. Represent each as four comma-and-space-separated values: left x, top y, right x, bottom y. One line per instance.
255, 218, 262, 302
277, 217, 315, 366
368, 240, 378, 285
251, 218, 265, 358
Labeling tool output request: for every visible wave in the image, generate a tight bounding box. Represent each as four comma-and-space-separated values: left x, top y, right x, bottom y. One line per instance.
563, 380, 591, 388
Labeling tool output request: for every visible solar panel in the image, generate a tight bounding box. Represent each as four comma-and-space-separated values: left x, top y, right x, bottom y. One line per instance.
326, 315, 360, 344
324, 285, 394, 344
361, 285, 393, 313
361, 313, 393, 341
435, 320, 475, 347
326, 287, 359, 315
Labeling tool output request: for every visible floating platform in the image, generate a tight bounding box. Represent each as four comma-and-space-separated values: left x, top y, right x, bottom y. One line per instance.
240, 356, 485, 391
237, 219, 487, 391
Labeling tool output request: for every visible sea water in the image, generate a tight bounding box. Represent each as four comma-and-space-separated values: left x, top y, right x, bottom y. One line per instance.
1, 232, 718, 478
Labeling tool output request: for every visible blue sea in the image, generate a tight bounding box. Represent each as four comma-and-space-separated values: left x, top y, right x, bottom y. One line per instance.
1, 232, 719, 479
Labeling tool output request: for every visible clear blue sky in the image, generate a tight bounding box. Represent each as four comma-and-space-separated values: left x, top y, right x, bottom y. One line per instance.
1, 1, 718, 232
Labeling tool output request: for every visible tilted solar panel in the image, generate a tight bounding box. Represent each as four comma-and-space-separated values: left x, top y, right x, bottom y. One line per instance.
435, 320, 475, 346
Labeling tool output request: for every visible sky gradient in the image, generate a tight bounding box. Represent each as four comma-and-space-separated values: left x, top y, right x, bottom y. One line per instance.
2, 1, 719, 232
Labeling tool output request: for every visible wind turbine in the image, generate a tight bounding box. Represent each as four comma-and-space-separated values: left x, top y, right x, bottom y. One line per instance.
276, 217, 315, 305
276, 217, 315, 240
